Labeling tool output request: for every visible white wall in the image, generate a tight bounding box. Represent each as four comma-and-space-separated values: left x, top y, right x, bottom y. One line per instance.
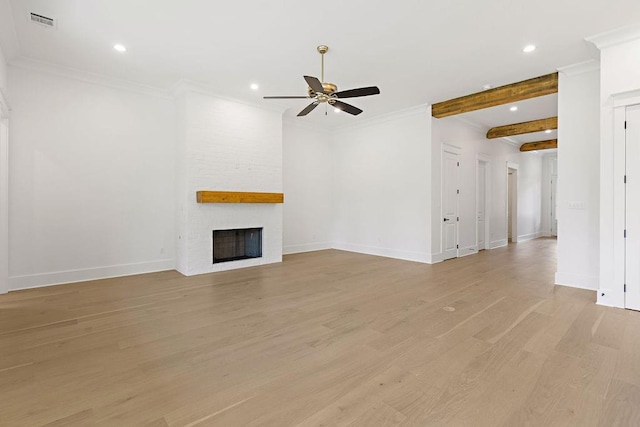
8, 67, 176, 289
430, 116, 539, 261
595, 35, 640, 306
0, 44, 8, 294
556, 65, 600, 290
283, 119, 333, 254
331, 106, 432, 263
175, 87, 283, 276
0, 44, 7, 97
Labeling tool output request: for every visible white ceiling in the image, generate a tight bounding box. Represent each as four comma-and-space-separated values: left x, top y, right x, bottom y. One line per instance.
2, 0, 640, 129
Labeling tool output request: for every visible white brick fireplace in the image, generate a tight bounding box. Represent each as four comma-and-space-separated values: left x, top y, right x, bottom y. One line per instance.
175, 83, 283, 276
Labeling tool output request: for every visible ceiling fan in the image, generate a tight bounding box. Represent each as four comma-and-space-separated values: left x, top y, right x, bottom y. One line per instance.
263, 45, 380, 116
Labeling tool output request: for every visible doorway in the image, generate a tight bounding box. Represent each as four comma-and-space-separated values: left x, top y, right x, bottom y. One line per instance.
549, 156, 558, 237
442, 145, 460, 260
507, 163, 519, 244
477, 156, 490, 250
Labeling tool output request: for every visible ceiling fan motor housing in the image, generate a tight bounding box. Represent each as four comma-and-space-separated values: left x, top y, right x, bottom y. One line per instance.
307, 82, 338, 98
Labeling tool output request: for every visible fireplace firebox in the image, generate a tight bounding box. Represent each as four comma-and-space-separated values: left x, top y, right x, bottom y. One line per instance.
212, 228, 263, 264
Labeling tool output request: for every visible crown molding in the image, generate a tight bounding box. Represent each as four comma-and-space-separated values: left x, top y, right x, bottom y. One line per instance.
586, 24, 640, 50
331, 104, 430, 134
172, 79, 287, 114
451, 115, 485, 131
10, 56, 173, 100
449, 115, 519, 149
558, 60, 600, 77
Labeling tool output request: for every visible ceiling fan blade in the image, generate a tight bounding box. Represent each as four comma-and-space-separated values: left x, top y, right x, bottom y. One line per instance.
263, 96, 311, 99
297, 102, 319, 117
334, 86, 380, 98
304, 76, 325, 94
332, 100, 363, 116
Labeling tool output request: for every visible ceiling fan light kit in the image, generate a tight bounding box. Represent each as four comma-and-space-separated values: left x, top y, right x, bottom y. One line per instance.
264, 45, 380, 117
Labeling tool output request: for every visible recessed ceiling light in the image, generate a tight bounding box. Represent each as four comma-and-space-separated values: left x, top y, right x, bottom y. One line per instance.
113, 44, 127, 52
510, 106, 518, 112
523, 44, 536, 53
545, 129, 552, 134
250, 83, 259, 91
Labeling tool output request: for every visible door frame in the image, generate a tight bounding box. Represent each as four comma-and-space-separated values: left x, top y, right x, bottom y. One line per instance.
623, 104, 640, 310
0, 89, 9, 294
476, 154, 491, 250
506, 162, 519, 243
600, 92, 640, 308
442, 144, 461, 259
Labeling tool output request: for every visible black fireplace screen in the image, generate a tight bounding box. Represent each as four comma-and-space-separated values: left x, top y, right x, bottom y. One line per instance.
212, 228, 263, 264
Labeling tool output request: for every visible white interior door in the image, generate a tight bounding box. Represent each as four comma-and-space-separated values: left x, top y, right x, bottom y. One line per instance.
550, 174, 558, 237
626, 104, 640, 310
442, 150, 459, 260
477, 161, 487, 250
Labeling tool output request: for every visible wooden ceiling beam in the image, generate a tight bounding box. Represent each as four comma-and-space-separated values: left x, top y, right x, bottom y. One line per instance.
431, 72, 558, 118
520, 139, 558, 152
486, 116, 557, 139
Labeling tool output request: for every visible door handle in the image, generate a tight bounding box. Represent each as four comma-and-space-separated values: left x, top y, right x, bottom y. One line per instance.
444, 218, 450, 222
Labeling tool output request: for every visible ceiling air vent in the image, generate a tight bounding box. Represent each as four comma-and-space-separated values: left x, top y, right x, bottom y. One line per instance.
30, 13, 56, 28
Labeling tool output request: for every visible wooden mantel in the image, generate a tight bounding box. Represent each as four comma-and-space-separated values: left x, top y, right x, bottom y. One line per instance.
196, 191, 284, 204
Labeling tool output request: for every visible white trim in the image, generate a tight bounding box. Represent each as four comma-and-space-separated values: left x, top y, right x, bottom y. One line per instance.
476, 154, 491, 251
517, 232, 543, 242
490, 239, 508, 249
442, 143, 462, 155
11, 56, 173, 100
585, 24, 640, 50
506, 162, 520, 170
8, 259, 176, 291
332, 241, 430, 264
172, 79, 286, 114
283, 242, 332, 255
0, 118, 7, 294
613, 89, 640, 108
429, 252, 444, 264
555, 272, 599, 291
458, 245, 478, 258
332, 104, 429, 133
599, 105, 631, 308
506, 162, 519, 243
558, 60, 600, 77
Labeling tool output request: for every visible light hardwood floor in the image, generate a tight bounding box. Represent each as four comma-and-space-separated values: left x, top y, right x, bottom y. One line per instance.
1, 238, 639, 426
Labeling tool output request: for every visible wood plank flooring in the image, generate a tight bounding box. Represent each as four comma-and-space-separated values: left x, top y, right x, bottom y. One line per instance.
1, 238, 639, 426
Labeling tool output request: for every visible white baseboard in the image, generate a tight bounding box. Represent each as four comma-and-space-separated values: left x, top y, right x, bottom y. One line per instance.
283, 242, 332, 255
489, 239, 508, 249
429, 252, 444, 264
9, 259, 176, 291
517, 231, 544, 242
554, 271, 599, 291
458, 245, 478, 258
332, 241, 430, 264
